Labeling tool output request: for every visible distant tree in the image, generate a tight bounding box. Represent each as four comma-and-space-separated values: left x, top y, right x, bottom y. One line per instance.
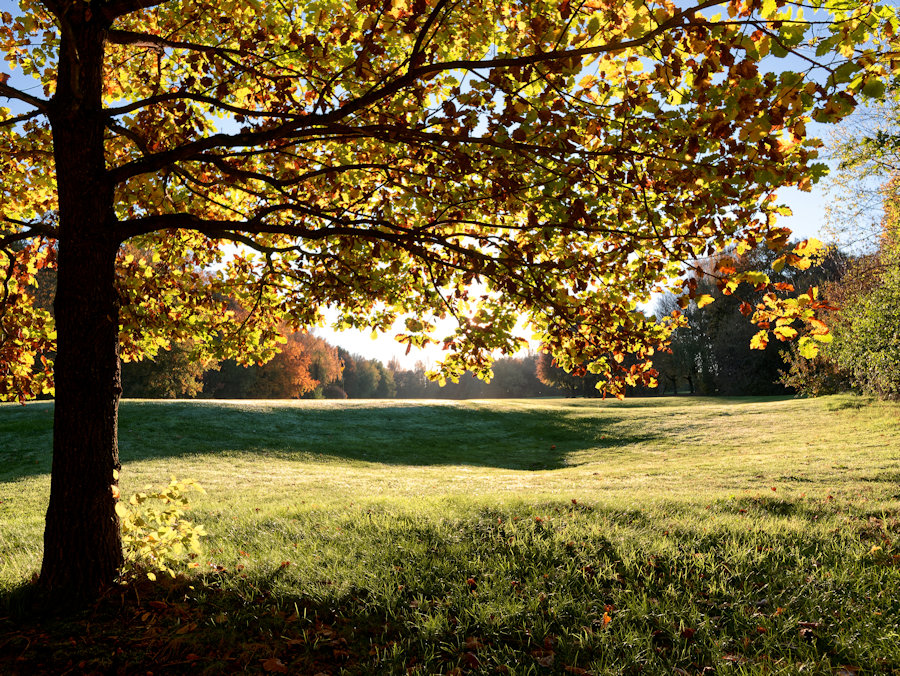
204, 331, 339, 398
339, 349, 384, 399
296, 334, 343, 396
484, 355, 558, 397
392, 360, 430, 399
654, 292, 715, 395
122, 342, 217, 398
374, 364, 397, 399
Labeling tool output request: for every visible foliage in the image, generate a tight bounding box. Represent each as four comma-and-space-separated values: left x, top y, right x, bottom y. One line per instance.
201, 331, 340, 399
655, 244, 848, 395
535, 351, 604, 396
117, 475, 207, 582
1, 0, 896, 398
777, 342, 853, 396
790, 89, 900, 399
829, 252, 900, 398
122, 341, 218, 398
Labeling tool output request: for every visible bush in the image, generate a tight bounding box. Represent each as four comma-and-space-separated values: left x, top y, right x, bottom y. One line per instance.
322, 384, 348, 399
830, 260, 900, 399
116, 476, 207, 582
778, 344, 853, 397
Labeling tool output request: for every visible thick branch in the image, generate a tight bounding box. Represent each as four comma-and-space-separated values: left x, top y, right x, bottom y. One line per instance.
0, 219, 59, 244
0, 81, 50, 113
0, 109, 45, 129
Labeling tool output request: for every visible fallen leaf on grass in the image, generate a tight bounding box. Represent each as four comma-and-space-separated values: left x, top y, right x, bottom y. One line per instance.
261, 657, 289, 673
464, 636, 484, 651
722, 654, 748, 664
564, 666, 593, 675
537, 653, 555, 667
461, 652, 480, 669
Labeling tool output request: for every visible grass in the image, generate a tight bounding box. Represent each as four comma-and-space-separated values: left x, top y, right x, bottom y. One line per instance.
1, 394, 899, 674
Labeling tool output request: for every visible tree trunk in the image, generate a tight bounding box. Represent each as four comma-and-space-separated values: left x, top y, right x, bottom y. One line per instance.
39, 16, 123, 597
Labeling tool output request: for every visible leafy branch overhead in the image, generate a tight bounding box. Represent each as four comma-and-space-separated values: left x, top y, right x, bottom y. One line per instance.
1, 0, 897, 400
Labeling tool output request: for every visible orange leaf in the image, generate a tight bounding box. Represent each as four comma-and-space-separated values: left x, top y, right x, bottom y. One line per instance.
262, 658, 289, 673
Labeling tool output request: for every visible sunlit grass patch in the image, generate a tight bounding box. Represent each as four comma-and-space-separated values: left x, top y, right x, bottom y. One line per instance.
1, 394, 899, 674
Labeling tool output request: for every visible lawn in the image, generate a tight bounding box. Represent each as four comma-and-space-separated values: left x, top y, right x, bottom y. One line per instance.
1, 395, 899, 674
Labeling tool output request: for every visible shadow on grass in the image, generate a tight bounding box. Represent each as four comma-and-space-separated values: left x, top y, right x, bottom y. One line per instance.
0, 574, 401, 675
2, 496, 894, 676
0, 400, 660, 481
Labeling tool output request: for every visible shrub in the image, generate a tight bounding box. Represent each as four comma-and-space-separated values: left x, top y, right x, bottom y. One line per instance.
116, 476, 207, 582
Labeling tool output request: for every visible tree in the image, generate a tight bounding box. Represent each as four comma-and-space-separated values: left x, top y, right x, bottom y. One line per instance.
202, 330, 339, 398
122, 340, 217, 398
656, 244, 850, 396
826, 212, 900, 398
0, 0, 894, 597
785, 88, 900, 398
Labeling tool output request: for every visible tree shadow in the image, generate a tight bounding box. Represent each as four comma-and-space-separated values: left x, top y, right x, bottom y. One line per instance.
0, 400, 661, 481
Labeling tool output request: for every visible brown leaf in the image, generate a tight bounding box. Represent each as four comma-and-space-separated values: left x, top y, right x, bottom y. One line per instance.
261, 657, 289, 673
564, 666, 593, 675
461, 652, 480, 669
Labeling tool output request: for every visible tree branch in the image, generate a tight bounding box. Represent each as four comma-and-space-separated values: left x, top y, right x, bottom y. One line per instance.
105, 91, 302, 120
105, 0, 725, 184
0, 109, 45, 129
0, 219, 59, 243
0, 81, 50, 114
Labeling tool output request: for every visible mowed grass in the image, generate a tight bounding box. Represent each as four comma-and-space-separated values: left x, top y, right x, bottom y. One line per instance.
1, 395, 899, 674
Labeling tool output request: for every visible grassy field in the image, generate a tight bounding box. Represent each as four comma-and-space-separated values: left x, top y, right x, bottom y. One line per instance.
1, 395, 899, 674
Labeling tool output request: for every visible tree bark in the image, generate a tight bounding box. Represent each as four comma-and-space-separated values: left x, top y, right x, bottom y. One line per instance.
39, 15, 124, 597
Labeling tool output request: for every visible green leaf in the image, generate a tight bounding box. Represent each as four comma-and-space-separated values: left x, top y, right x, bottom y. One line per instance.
862, 78, 886, 100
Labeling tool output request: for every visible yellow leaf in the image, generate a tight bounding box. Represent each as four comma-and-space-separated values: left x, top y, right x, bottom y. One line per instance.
695, 294, 714, 308
773, 326, 798, 340
750, 330, 769, 350
798, 336, 818, 358
794, 238, 824, 255
115, 502, 129, 518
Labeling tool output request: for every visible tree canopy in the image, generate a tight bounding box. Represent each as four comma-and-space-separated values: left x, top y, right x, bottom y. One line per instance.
0, 0, 896, 595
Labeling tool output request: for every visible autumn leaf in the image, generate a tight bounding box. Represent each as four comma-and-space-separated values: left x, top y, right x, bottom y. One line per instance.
261, 657, 289, 673
750, 330, 769, 350
798, 336, 819, 358
773, 325, 798, 340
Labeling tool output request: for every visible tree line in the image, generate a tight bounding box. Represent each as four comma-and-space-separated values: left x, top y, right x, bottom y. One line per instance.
47, 228, 897, 402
